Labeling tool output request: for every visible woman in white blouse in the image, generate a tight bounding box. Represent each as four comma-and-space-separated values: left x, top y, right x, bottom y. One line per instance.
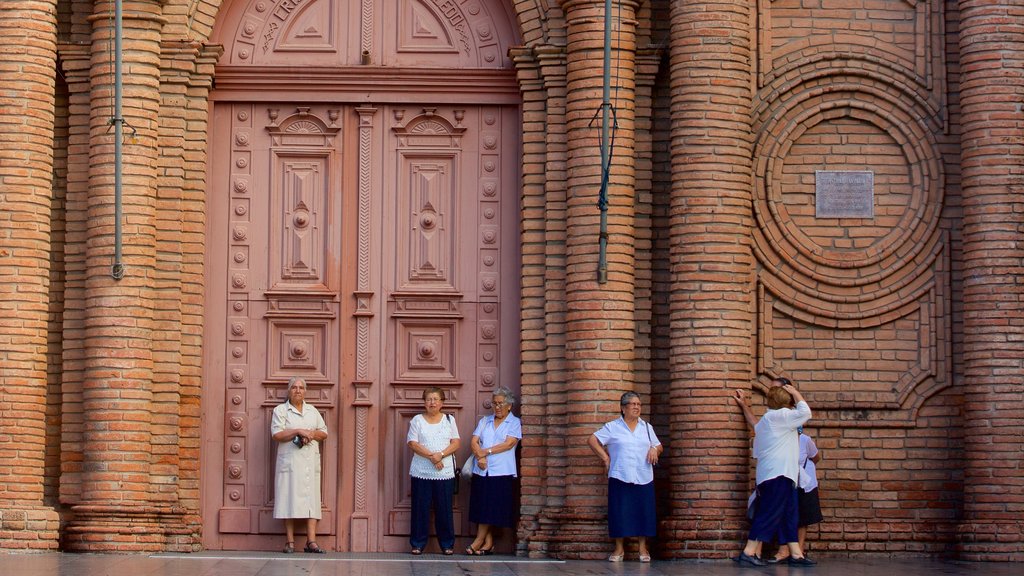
588, 392, 663, 563
737, 381, 815, 567
465, 387, 522, 555
271, 377, 329, 554
406, 387, 461, 555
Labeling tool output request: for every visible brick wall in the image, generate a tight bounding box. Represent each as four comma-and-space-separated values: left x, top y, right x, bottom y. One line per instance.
0, 0, 1020, 558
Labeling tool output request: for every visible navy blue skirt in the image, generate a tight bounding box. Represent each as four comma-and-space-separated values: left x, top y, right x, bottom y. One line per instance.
748, 475, 799, 544
469, 474, 518, 528
608, 477, 657, 538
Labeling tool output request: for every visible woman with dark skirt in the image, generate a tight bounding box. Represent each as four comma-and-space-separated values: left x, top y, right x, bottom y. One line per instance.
737, 382, 816, 567
588, 392, 663, 563
406, 387, 460, 555
464, 387, 522, 555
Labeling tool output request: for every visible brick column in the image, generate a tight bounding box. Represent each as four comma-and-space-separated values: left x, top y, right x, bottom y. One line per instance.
0, 0, 62, 550
64, 1, 167, 551
561, 0, 640, 558
57, 43, 93, 507
664, 0, 755, 559
511, 45, 558, 556
956, 0, 1024, 562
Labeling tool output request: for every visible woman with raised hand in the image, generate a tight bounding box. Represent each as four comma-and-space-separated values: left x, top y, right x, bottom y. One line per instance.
737, 380, 816, 567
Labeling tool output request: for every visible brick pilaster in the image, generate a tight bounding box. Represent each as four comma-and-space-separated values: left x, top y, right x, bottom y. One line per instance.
513, 44, 574, 557
560, 0, 640, 559
664, 0, 756, 559
64, 1, 169, 552
0, 0, 62, 551
956, 0, 1024, 562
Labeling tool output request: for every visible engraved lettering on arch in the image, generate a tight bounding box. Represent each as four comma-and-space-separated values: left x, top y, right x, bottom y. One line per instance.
274, 0, 312, 21
430, 0, 471, 53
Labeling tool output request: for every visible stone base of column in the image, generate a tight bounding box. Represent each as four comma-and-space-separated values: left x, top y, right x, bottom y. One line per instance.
957, 520, 1024, 562
520, 507, 611, 559
64, 504, 198, 552
659, 517, 748, 560
0, 505, 60, 551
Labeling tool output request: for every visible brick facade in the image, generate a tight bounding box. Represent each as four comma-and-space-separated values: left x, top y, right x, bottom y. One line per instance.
0, 0, 1021, 560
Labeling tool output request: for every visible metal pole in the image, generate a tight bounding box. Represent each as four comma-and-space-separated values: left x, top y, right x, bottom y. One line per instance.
112, 0, 125, 279
597, 0, 612, 284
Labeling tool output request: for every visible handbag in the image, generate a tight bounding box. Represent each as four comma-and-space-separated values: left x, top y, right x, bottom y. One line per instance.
446, 414, 460, 494
746, 489, 758, 520
461, 455, 475, 477
451, 452, 461, 494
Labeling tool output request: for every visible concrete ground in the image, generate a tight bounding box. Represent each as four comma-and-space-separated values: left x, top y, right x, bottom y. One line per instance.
0, 552, 1019, 576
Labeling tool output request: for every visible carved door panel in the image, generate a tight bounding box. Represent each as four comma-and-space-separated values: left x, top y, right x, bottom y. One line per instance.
377, 105, 519, 550
208, 103, 346, 548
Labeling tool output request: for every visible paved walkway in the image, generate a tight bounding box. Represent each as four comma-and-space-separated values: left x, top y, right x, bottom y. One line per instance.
0, 552, 1019, 576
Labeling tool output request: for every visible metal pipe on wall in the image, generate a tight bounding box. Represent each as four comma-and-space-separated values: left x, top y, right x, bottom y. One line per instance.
112, 0, 125, 279
597, 0, 612, 284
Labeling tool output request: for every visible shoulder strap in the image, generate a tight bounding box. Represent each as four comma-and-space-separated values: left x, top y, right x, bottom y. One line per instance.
446, 414, 457, 467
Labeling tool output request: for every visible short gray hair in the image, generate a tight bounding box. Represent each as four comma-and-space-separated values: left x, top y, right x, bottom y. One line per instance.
287, 376, 306, 391
492, 386, 516, 407
619, 391, 641, 416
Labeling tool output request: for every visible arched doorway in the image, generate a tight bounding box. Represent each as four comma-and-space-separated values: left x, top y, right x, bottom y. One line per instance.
200, 0, 522, 552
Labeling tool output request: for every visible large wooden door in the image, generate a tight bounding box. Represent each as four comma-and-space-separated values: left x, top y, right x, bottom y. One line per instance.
202, 102, 520, 551
203, 0, 522, 552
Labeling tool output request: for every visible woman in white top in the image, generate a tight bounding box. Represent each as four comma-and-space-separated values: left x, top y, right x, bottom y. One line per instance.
271, 377, 329, 554
738, 381, 815, 567
773, 427, 823, 562
588, 392, 663, 563
465, 387, 522, 555
406, 387, 461, 555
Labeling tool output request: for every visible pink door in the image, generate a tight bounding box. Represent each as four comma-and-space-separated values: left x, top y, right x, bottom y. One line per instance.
202, 0, 522, 552
202, 102, 520, 552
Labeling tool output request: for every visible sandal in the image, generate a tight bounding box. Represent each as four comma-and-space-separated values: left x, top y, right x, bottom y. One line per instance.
410, 548, 423, 555
443, 548, 455, 555
304, 541, 326, 554
478, 547, 494, 556
639, 552, 652, 563
282, 541, 295, 554
466, 545, 480, 555
608, 553, 624, 562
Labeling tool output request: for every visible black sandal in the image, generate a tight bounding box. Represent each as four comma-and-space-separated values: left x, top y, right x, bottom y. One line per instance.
283, 541, 295, 554
304, 541, 326, 554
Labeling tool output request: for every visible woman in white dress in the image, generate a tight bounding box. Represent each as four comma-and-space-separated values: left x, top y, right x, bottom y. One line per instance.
271, 377, 328, 554
406, 386, 461, 555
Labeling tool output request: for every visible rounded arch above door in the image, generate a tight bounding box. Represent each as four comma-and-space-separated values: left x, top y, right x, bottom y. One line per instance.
211, 0, 520, 69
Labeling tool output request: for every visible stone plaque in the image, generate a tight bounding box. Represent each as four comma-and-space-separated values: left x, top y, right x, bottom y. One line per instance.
815, 170, 874, 218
